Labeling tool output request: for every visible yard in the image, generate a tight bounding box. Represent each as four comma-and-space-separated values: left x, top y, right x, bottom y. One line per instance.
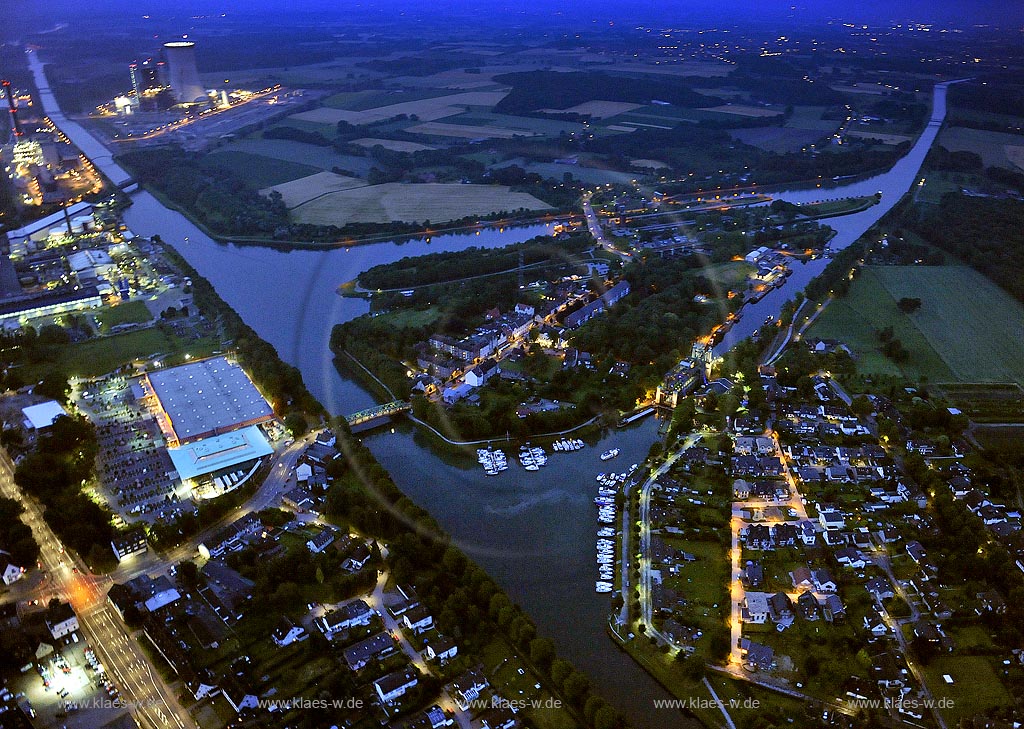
807, 265, 1024, 385
924, 656, 1013, 723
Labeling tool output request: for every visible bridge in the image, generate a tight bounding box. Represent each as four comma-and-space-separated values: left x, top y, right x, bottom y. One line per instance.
346, 400, 411, 427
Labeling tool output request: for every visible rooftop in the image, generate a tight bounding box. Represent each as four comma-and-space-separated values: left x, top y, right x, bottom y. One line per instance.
22, 400, 68, 429
144, 356, 273, 443
166, 425, 273, 480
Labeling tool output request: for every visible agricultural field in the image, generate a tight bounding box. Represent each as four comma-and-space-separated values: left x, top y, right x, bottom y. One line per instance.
845, 130, 913, 145
290, 182, 552, 225
288, 90, 509, 126
349, 138, 435, 153
731, 126, 824, 153
261, 171, 368, 209
807, 265, 1024, 385
698, 103, 784, 118
221, 138, 376, 174
937, 126, 1024, 169
539, 100, 643, 118
322, 88, 452, 111
784, 105, 841, 132
405, 121, 539, 139
202, 150, 321, 187
932, 383, 1024, 424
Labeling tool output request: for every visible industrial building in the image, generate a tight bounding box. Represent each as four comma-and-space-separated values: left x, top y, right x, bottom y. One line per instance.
162, 41, 205, 104
138, 356, 274, 446
133, 356, 277, 498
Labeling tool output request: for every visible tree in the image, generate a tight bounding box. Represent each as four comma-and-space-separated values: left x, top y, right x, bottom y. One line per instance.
850, 395, 873, 417
177, 560, 201, 588
897, 297, 922, 313
529, 637, 556, 671
36, 373, 71, 404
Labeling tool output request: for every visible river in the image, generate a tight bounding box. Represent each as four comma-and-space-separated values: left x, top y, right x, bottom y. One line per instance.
36, 49, 954, 726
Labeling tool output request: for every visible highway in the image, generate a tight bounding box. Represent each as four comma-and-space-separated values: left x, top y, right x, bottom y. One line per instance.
0, 450, 194, 729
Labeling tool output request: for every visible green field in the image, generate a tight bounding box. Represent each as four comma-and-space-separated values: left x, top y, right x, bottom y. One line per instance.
94, 300, 153, 330
324, 88, 453, 111
924, 656, 1012, 723
203, 150, 321, 187
808, 265, 1024, 384
20, 329, 221, 382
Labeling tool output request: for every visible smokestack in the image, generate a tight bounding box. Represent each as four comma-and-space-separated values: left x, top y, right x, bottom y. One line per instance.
2, 80, 24, 138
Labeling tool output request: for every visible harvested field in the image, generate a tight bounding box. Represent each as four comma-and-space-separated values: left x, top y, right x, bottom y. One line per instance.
291, 182, 552, 225
288, 90, 509, 126
540, 100, 643, 118
349, 138, 435, 153
699, 104, 783, 117
406, 121, 538, 139
261, 171, 368, 209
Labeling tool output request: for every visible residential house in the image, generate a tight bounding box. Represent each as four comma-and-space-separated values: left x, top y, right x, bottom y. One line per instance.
818, 508, 846, 532
769, 592, 794, 624
375, 668, 419, 704
799, 521, 817, 546
865, 578, 895, 602
797, 591, 819, 620
745, 524, 773, 550
449, 668, 490, 711
271, 616, 307, 647
403, 605, 434, 634
773, 523, 798, 547
790, 567, 814, 591
823, 594, 846, 623
45, 602, 79, 640
479, 706, 520, 729
742, 561, 764, 589
906, 540, 927, 564
835, 548, 868, 570
306, 530, 335, 554
812, 568, 837, 593
465, 359, 500, 388
2, 563, 23, 585
742, 592, 770, 624
344, 633, 395, 671
976, 590, 1007, 615
198, 513, 264, 559
739, 639, 775, 671
424, 635, 459, 663
864, 616, 888, 637
317, 600, 374, 640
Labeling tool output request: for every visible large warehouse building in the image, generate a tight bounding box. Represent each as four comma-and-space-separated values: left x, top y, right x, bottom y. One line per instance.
135, 356, 277, 498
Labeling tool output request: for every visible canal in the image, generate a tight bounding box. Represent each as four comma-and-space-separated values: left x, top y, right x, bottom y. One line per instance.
110, 79, 958, 729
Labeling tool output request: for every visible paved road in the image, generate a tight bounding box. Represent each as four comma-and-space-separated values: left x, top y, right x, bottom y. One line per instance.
0, 451, 194, 729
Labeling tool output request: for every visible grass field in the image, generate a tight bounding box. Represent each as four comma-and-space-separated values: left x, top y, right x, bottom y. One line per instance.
20, 329, 221, 382
808, 265, 1024, 384
203, 150, 321, 188
322, 88, 452, 111
731, 127, 824, 153
291, 182, 552, 225
225, 138, 376, 175
937, 126, 1024, 169
924, 656, 1012, 723
540, 100, 643, 118
261, 170, 368, 209
94, 300, 153, 330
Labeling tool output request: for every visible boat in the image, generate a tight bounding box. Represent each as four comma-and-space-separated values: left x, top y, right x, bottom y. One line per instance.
600, 448, 620, 461
595, 581, 613, 593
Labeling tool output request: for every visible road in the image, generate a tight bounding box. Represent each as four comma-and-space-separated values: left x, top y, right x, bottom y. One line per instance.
581, 195, 631, 261
0, 450, 194, 729
367, 564, 472, 729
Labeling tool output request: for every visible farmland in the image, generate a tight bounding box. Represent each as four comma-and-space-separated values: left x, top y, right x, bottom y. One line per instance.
807, 265, 1024, 385
287, 90, 509, 125
202, 150, 321, 187
261, 171, 368, 209
290, 182, 553, 225
937, 126, 1024, 169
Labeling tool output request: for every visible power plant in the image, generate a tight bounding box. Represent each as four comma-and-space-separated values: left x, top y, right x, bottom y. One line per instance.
2, 79, 24, 140
162, 40, 205, 104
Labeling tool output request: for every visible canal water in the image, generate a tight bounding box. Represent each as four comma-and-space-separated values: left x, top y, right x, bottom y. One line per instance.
118, 80, 954, 729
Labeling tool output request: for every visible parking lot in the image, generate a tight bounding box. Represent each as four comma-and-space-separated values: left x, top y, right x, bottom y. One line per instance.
77, 374, 195, 525
10, 640, 131, 729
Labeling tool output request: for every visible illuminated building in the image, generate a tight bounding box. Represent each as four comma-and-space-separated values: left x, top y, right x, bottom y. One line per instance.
129, 57, 164, 97
162, 41, 205, 103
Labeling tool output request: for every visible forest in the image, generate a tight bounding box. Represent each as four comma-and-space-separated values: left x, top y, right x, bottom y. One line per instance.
493, 70, 722, 113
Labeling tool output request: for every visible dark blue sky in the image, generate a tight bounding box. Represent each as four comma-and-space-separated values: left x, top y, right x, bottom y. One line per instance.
7, 0, 1024, 29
